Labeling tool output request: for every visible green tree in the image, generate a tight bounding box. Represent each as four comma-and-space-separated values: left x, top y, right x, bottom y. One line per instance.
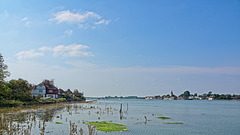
0, 53, 11, 100
207, 91, 212, 97
0, 81, 11, 100
7, 78, 33, 101
183, 91, 190, 97
226, 94, 232, 100
0, 53, 10, 81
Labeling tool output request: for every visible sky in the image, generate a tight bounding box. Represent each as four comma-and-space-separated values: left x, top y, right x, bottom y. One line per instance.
0, 0, 240, 96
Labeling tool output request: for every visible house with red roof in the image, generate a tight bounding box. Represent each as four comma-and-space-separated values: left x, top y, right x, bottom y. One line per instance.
31, 79, 59, 99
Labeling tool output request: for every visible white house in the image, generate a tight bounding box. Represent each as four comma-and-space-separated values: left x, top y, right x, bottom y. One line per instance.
31, 80, 61, 99
31, 84, 46, 98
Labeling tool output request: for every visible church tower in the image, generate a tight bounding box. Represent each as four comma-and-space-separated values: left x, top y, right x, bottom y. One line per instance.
170, 91, 174, 97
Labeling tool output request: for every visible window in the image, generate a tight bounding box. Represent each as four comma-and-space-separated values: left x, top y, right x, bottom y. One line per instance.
49, 90, 53, 93
39, 90, 43, 92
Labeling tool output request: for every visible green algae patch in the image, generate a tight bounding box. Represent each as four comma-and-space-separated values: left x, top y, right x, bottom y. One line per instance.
55, 122, 63, 124
157, 117, 171, 119
164, 122, 183, 124
84, 121, 128, 132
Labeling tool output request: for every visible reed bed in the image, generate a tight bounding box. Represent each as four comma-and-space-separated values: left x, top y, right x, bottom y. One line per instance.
0, 101, 114, 135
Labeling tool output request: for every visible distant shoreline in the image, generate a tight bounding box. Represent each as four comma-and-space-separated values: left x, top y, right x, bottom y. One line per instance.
86, 97, 240, 101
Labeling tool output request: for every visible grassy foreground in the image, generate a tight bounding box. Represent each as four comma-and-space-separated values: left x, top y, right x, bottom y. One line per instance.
84, 121, 128, 132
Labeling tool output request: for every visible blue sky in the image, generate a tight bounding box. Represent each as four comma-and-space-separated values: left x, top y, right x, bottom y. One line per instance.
1, 0, 240, 96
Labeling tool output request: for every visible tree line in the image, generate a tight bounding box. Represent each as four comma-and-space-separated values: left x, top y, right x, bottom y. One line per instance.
0, 53, 86, 107
0, 53, 35, 106
174, 90, 239, 100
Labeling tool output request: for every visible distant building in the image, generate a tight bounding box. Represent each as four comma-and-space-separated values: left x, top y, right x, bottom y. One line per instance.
66, 89, 73, 95
162, 91, 177, 100
31, 80, 84, 100
170, 91, 177, 100
31, 80, 59, 99
189, 96, 199, 100
163, 96, 170, 100
59, 89, 65, 96
145, 96, 153, 100
73, 90, 84, 97
208, 96, 214, 100
44, 80, 59, 99
32, 80, 59, 99
31, 83, 46, 98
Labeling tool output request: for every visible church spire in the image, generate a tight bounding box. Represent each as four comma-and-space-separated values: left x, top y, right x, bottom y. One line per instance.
170, 91, 174, 96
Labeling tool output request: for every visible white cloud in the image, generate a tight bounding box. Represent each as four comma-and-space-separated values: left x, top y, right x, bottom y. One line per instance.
39, 46, 52, 51
95, 19, 110, 25
51, 44, 93, 57
49, 10, 109, 28
50, 10, 100, 23
16, 44, 93, 59
21, 17, 28, 21
21, 17, 31, 26
16, 49, 44, 59
64, 29, 73, 36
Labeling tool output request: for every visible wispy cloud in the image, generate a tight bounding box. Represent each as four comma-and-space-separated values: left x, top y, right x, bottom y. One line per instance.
16, 44, 93, 59
94, 19, 110, 25
16, 49, 44, 59
64, 29, 73, 36
21, 17, 28, 21
50, 44, 93, 57
49, 10, 110, 29
21, 17, 31, 26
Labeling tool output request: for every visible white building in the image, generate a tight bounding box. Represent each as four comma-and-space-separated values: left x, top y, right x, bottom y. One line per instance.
31, 84, 46, 98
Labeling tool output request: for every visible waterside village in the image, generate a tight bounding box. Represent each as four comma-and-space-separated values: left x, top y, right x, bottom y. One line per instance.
31, 79, 85, 101
102, 91, 240, 101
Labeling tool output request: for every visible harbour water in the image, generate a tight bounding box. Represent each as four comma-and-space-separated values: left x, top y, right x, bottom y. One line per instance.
1, 99, 240, 135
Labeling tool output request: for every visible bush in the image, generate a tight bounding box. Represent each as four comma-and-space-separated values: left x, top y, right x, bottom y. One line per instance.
0, 100, 23, 107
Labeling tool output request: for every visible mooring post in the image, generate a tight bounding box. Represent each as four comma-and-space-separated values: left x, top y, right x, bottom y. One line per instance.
120, 103, 122, 113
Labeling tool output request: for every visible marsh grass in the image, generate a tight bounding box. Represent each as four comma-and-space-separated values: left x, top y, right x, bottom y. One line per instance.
0, 101, 128, 134
0, 103, 66, 135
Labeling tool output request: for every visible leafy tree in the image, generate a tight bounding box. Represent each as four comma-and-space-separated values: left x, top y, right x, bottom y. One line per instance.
0, 53, 10, 81
214, 94, 220, 100
7, 78, 33, 101
183, 91, 190, 97
207, 91, 212, 97
226, 94, 232, 100
0, 53, 11, 100
0, 81, 11, 100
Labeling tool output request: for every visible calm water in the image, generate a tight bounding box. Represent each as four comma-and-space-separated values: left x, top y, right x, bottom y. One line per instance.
1, 99, 240, 135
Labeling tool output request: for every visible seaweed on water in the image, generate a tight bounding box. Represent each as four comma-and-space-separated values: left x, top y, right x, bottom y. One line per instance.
164, 122, 183, 124
83, 121, 128, 133
157, 117, 171, 119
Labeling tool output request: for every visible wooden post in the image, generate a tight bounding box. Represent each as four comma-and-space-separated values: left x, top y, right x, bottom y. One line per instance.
119, 103, 122, 113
